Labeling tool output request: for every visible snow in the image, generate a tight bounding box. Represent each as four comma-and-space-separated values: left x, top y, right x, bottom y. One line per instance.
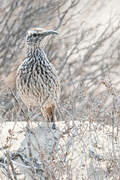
0, 121, 120, 179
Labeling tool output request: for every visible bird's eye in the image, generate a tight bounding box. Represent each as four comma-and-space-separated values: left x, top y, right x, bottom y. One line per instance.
33, 34, 37, 37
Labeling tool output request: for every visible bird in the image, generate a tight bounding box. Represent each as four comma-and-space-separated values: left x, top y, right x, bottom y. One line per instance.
16, 28, 60, 128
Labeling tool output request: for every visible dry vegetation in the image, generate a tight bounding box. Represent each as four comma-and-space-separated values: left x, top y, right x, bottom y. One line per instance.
0, 0, 120, 179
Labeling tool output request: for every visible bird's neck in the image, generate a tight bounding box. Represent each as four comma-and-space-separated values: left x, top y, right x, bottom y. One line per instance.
27, 46, 46, 58
26, 46, 50, 65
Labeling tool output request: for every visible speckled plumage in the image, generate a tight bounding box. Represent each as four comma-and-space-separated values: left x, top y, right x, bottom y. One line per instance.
16, 28, 60, 124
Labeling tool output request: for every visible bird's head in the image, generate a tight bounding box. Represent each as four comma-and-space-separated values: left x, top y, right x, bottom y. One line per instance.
26, 28, 58, 47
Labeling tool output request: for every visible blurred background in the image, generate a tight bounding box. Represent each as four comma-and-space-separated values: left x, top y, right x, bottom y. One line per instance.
0, 0, 120, 125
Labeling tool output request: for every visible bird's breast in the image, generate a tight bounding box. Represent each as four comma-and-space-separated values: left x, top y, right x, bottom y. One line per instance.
16, 54, 60, 108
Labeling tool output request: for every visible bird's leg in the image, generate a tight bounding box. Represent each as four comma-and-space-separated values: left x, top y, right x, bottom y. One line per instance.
28, 106, 34, 119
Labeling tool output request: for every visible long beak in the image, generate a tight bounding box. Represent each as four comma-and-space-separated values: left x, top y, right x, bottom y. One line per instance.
43, 30, 58, 36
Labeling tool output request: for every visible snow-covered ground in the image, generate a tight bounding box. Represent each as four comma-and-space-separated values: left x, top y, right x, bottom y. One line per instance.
0, 121, 120, 179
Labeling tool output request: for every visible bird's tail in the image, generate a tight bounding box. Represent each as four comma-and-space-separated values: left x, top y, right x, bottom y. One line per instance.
41, 105, 56, 129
